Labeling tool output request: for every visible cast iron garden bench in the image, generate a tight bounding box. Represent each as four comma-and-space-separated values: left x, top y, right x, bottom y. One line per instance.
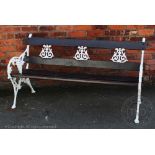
7, 34, 147, 124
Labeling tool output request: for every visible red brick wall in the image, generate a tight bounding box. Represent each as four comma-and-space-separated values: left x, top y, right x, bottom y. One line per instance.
0, 25, 155, 87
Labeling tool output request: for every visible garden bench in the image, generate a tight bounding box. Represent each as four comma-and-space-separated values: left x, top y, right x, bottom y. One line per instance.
7, 34, 147, 123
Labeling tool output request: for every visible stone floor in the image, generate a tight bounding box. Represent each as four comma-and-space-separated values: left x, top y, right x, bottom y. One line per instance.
0, 83, 155, 129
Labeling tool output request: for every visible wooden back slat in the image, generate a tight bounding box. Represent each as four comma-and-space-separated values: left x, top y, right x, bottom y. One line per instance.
25, 37, 147, 50
24, 56, 140, 71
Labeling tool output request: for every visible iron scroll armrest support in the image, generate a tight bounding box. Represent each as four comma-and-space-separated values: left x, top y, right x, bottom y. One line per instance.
7, 34, 32, 79
7, 34, 35, 109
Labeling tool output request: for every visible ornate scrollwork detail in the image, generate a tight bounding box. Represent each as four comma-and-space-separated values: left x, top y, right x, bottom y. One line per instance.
7, 53, 27, 80
10, 77, 35, 109
74, 46, 90, 60
39, 45, 54, 59
111, 48, 128, 63
7, 33, 36, 109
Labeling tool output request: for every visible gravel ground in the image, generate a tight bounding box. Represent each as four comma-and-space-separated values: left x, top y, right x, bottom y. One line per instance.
0, 83, 155, 129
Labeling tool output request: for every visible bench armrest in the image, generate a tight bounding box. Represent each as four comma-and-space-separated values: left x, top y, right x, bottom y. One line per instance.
7, 34, 32, 79
7, 47, 29, 79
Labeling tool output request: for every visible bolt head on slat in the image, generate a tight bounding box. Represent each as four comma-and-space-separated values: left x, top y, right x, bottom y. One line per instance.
142, 38, 146, 43
28, 33, 32, 38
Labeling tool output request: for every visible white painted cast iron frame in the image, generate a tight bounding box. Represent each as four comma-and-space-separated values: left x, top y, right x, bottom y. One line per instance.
134, 37, 146, 124
7, 34, 35, 109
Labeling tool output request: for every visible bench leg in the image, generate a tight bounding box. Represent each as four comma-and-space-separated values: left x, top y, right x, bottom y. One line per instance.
10, 78, 22, 109
134, 41, 145, 123
134, 89, 142, 124
134, 55, 143, 124
10, 77, 36, 109
24, 78, 36, 93
12, 87, 19, 109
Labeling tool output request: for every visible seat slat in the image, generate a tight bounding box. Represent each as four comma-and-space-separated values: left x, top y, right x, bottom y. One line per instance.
24, 56, 140, 71
19, 69, 139, 86
25, 37, 147, 50
22, 75, 138, 86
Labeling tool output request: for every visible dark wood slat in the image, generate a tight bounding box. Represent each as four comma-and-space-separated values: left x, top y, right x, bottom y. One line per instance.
24, 56, 140, 71
22, 69, 139, 82
24, 37, 147, 50
20, 75, 137, 86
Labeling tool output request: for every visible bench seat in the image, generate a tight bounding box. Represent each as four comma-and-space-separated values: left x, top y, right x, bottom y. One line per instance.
16, 69, 139, 86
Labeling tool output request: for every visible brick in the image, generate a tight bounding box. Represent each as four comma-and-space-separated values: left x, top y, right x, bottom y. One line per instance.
127, 55, 137, 60
72, 25, 93, 31
0, 26, 21, 32
33, 33, 49, 37
21, 26, 38, 32
49, 32, 67, 37
145, 50, 155, 54
39, 26, 55, 31
137, 54, 152, 60
127, 50, 140, 53
0, 33, 6, 39
6, 52, 22, 58
0, 52, 5, 58
148, 41, 155, 49
147, 36, 155, 41
124, 30, 130, 35
151, 54, 155, 59
15, 33, 28, 39
144, 25, 155, 28
129, 30, 138, 35
108, 25, 126, 30
16, 44, 26, 51
94, 25, 108, 30
105, 30, 122, 36
7, 33, 15, 39
56, 26, 73, 31
68, 31, 86, 37
126, 25, 145, 29
146, 60, 155, 65
147, 65, 155, 71
1, 59, 8, 64
145, 54, 152, 60
87, 30, 104, 37
0, 39, 19, 46
0, 46, 16, 52
138, 29, 154, 36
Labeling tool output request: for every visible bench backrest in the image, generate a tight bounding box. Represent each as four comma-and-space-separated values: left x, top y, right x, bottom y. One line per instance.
23, 36, 147, 71
25, 37, 147, 50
